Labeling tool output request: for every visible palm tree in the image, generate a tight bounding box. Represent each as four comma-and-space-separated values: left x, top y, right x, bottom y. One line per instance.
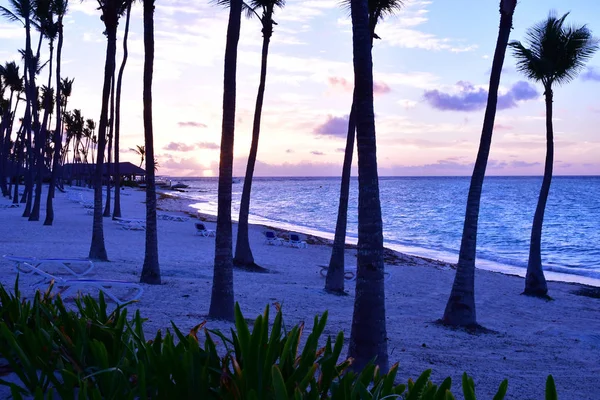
347, 0, 387, 372
325, 0, 403, 294
208, 0, 243, 321
139, 0, 161, 285
509, 12, 598, 297
103, 68, 116, 217
232, 0, 284, 271
30, 0, 58, 222
130, 144, 145, 167
1, 0, 41, 219
0, 62, 22, 198
442, 0, 518, 327
113, 0, 133, 219
89, 0, 129, 261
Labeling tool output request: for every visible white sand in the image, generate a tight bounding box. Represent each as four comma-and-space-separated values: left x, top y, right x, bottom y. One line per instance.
1, 186, 599, 399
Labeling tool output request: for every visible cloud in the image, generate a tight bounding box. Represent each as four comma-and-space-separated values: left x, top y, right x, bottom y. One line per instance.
493, 124, 513, 131
423, 81, 539, 111
581, 66, 600, 81
310, 151, 325, 156
328, 76, 391, 95
163, 141, 219, 152
178, 121, 208, 128
314, 115, 349, 138
286, 149, 294, 153
164, 142, 196, 152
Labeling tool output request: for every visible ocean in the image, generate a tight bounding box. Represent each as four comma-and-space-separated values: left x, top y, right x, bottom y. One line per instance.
165, 176, 600, 286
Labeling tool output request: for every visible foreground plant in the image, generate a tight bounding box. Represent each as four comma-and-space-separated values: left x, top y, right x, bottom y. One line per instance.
0, 280, 558, 398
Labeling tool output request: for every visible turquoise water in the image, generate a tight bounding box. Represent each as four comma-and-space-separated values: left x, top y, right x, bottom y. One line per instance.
167, 176, 600, 285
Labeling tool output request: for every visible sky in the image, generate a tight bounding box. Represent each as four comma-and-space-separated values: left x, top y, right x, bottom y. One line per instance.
1, 0, 599, 177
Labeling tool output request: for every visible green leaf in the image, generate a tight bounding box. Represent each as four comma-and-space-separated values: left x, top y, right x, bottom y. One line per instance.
545, 375, 557, 400
462, 373, 476, 400
272, 365, 288, 400
493, 379, 508, 400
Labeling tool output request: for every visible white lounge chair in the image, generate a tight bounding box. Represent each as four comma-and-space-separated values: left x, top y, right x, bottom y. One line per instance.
287, 233, 308, 248
318, 265, 392, 282
263, 230, 282, 245
158, 213, 190, 222
3, 255, 143, 306
194, 222, 215, 237
114, 217, 146, 230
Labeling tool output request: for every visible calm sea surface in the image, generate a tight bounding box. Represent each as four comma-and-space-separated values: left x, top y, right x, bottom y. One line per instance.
167, 176, 600, 285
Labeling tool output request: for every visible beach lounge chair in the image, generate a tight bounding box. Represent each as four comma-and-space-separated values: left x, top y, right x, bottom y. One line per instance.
158, 213, 190, 222
195, 222, 215, 237
3, 255, 143, 305
317, 265, 392, 282
114, 217, 146, 230
0, 204, 19, 209
287, 233, 308, 248
263, 230, 282, 245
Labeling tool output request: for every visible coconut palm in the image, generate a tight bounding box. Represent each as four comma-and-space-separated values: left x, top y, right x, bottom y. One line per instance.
1, 0, 41, 219
112, 0, 133, 219
0, 62, 22, 197
325, 0, 403, 294
347, 0, 388, 372
44, 0, 68, 226
30, 0, 58, 222
130, 144, 145, 167
442, 0, 518, 327
88, 0, 129, 261
208, 0, 243, 321
232, 0, 284, 271
103, 69, 115, 217
509, 12, 598, 297
139, 0, 161, 285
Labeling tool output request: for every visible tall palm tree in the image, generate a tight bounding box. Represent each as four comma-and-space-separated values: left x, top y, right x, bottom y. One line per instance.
232, 0, 284, 271
89, 0, 129, 261
130, 144, 144, 167
113, 0, 133, 219
0, 62, 22, 198
347, 0, 387, 372
139, 0, 161, 285
326, 0, 403, 294
509, 12, 598, 297
208, 0, 243, 321
103, 68, 115, 217
44, 0, 68, 226
442, 0, 517, 327
1, 0, 40, 219
30, 0, 58, 222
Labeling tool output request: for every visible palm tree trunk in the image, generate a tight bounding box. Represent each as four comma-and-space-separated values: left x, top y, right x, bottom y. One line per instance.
88, 21, 118, 262
347, 0, 388, 373
208, 0, 242, 321
30, 41, 55, 221
524, 86, 551, 297
113, 2, 132, 220
442, 0, 516, 327
140, 0, 161, 285
12, 123, 26, 204
103, 73, 115, 217
325, 102, 356, 294
234, 24, 272, 270
45, 18, 64, 226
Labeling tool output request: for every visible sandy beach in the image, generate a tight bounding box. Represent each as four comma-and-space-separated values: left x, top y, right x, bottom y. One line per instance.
1, 186, 599, 399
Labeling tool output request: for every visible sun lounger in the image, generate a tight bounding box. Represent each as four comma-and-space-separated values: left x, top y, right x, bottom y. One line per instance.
158, 213, 190, 222
114, 217, 146, 230
263, 230, 282, 245
318, 265, 392, 282
287, 233, 308, 248
3, 255, 143, 306
194, 222, 215, 237
0, 204, 19, 209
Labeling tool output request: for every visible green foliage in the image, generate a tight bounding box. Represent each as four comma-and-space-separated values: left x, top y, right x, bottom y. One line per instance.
0, 280, 559, 399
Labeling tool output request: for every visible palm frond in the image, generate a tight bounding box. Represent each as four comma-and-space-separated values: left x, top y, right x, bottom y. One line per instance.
0, 3, 25, 24
510, 10, 599, 88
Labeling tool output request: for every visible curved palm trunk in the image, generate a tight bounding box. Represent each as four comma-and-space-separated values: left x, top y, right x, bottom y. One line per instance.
30, 41, 55, 221
208, 0, 242, 321
140, 0, 161, 285
524, 86, 551, 296
113, 2, 132, 220
347, 0, 388, 373
89, 21, 118, 261
45, 18, 64, 226
103, 73, 115, 217
233, 20, 272, 270
442, 0, 516, 327
12, 123, 26, 204
325, 102, 356, 293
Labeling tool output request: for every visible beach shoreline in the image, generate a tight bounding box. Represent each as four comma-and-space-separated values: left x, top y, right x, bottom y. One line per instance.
1, 185, 599, 399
